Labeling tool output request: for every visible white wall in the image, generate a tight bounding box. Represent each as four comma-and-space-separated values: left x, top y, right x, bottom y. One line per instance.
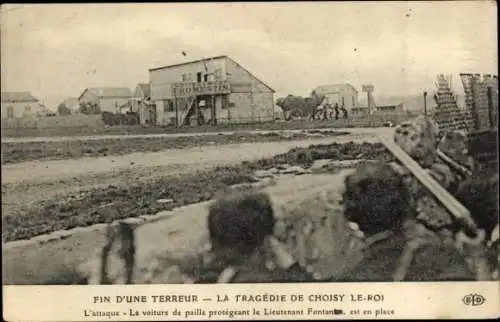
1, 101, 45, 119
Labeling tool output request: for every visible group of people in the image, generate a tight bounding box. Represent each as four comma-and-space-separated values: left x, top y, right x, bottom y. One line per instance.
312, 103, 348, 121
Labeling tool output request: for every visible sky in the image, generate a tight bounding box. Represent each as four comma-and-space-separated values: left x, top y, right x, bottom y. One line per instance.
1, 2, 497, 109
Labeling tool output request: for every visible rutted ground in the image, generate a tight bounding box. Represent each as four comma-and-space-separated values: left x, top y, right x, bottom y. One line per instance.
2, 137, 392, 242
2, 135, 365, 219
2, 130, 393, 284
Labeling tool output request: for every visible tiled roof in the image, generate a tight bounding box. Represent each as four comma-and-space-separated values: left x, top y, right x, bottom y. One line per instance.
1, 92, 39, 103
62, 98, 79, 107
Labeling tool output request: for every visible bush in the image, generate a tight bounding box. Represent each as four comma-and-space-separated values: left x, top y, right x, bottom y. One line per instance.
101, 112, 140, 126
79, 102, 101, 115
57, 104, 72, 116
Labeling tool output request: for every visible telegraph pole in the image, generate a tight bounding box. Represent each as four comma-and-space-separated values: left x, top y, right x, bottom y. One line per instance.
424, 91, 428, 116
362, 84, 374, 126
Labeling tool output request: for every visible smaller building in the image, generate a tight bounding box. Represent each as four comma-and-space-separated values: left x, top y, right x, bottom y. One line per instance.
350, 106, 369, 116
78, 87, 133, 114
313, 83, 359, 111
1, 92, 46, 119
132, 83, 156, 125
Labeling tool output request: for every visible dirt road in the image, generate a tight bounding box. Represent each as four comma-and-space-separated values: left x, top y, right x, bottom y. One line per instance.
2, 133, 381, 229
2, 134, 378, 185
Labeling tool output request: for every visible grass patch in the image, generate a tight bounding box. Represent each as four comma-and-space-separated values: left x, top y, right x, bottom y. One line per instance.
1, 131, 350, 164
2, 141, 393, 242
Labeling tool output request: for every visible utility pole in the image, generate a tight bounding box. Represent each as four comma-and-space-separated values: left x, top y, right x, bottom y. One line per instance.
362, 84, 374, 126
424, 91, 428, 116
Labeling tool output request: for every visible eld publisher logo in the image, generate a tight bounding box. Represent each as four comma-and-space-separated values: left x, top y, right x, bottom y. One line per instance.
462, 294, 486, 306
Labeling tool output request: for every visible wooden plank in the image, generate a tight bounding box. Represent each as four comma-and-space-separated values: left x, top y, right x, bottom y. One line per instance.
378, 132, 478, 234
436, 149, 472, 177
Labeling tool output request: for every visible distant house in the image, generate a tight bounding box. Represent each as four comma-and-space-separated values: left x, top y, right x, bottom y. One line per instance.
350, 106, 369, 116
132, 83, 151, 109
78, 87, 133, 113
132, 83, 156, 125
1, 92, 47, 119
313, 84, 359, 111
149, 55, 275, 126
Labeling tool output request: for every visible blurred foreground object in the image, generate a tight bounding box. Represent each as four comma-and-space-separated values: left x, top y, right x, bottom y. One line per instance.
340, 162, 475, 281
393, 115, 440, 168
80, 222, 136, 284
203, 190, 316, 283
274, 178, 365, 280
383, 127, 478, 235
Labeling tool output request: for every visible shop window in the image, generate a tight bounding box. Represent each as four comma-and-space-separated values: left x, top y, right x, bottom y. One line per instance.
7, 106, 14, 118
163, 100, 174, 112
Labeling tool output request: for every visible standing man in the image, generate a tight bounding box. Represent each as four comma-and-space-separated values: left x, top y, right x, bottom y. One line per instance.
341, 105, 348, 119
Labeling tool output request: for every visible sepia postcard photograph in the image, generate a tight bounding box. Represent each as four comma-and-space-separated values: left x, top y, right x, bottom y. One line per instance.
1, 1, 499, 320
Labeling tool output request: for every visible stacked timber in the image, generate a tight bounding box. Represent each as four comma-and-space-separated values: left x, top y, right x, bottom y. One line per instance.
460, 73, 499, 131
433, 74, 468, 132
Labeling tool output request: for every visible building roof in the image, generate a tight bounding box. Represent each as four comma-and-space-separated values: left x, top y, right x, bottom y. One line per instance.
314, 83, 358, 94
136, 83, 150, 97
78, 87, 132, 100
225, 56, 275, 93
376, 103, 404, 109
149, 55, 228, 71
149, 55, 275, 93
1, 91, 39, 103
61, 98, 79, 107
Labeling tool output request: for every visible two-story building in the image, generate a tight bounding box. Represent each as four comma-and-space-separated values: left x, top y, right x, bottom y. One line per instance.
1, 92, 46, 119
313, 83, 359, 111
148, 55, 275, 126
77, 87, 133, 114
